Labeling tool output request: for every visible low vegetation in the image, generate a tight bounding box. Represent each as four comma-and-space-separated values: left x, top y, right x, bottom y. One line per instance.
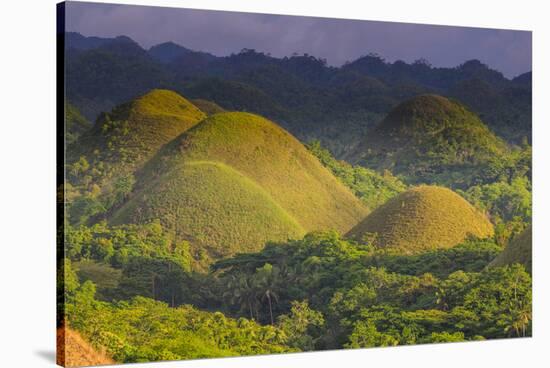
307, 140, 406, 209
61, 230, 531, 363
458, 175, 531, 244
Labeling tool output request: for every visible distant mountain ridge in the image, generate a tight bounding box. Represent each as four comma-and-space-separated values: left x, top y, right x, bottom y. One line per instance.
66, 32, 133, 50
65, 32, 532, 154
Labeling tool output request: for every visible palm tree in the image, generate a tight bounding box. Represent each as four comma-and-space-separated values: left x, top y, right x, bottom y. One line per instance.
505, 300, 532, 337
222, 274, 259, 320
256, 263, 281, 325
262, 288, 279, 325
505, 275, 532, 337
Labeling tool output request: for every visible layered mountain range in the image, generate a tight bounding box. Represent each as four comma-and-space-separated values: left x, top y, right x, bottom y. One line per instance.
65, 32, 531, 158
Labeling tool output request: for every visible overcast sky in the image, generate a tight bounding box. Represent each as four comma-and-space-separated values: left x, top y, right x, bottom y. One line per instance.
65, 1, 532, 78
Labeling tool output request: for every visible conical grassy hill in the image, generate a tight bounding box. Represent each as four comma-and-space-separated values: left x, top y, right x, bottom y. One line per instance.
489, 225, 532, 273
67, 89, 205, 186
350, 94, 508, 187
112, 111, 369, 262
112, 161, 305, 259
347, 185, 494, 254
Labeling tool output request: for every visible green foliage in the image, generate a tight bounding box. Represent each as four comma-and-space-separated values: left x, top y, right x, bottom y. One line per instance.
65, 221, 191, 271
345, 319, 399, 348
278, 300, 325, 351
58, 258, 80, 325
65, 102, 92, 145
66, 286, 293, 363
212, 232, 531, 349
63, 225, 531, 361
64, 221, 205, 307
74, 260, 122, 301
449, 77, 531, 143
459, 175, 531, 244
459, 176, 531, 223
347, 186, 494, 254
425, 331, 466, 343
362, 239, 502, 278
440, 265, 532, 338
68, 194, 107, 226
307, 140, 406, 209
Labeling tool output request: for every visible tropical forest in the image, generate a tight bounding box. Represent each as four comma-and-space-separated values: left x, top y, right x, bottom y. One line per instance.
58, 30, 532, 366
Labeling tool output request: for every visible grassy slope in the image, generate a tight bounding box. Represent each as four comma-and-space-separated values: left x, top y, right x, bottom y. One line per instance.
351, 94, 508, 187
489, 225, 532, 273
347, 185, 494, 254
112, 161, 305, 260
57, 326, 114, 367
135, 112, 369, 234
67, 89, 206, 184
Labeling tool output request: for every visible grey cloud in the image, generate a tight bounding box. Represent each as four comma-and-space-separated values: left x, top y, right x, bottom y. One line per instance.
65, 1, 531, 78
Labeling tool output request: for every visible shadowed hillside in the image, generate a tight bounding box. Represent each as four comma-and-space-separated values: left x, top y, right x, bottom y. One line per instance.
350, 94, 508, 188
347, 185, 494, 254
65, 103, 92, 145
489, 225, 532, 273
190, 98, 227, 115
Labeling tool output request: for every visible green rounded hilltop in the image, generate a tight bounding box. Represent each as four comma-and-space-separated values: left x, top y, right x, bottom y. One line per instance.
489, 225, 532, 273
112, 161, 305, 261
67, 89, 205, 181
66, 90, 207, 220
112, 111, 369, 262
349, 94, 507, 187
346, 185, 494, 254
